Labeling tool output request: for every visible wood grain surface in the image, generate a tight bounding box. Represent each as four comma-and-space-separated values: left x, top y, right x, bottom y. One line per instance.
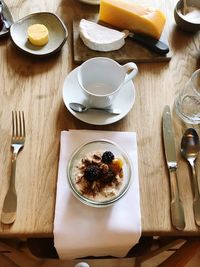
0, 0, 199, 237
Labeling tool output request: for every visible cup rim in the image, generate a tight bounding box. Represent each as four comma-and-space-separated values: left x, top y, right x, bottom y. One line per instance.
77, 73, 124, 97
77, 57, 124, 97
78, 73, 122, 98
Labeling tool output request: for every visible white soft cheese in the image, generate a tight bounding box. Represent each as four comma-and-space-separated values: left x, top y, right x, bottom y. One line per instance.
79, 19, 126, 52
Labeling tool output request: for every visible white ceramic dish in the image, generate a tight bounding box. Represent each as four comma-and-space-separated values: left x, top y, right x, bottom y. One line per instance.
67, 139, 133, 207
62, 67, 135, 125
10, 12, 67, 57
174, 0, 200, 32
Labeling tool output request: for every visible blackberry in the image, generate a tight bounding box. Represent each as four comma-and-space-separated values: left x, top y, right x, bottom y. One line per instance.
84, 165, 101, 182
101, 170, 114, 184
102, 151, 114, 164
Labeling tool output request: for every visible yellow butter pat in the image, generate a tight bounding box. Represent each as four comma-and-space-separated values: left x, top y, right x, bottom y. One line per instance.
99, 0, 166, 39
28, 24, 49, 46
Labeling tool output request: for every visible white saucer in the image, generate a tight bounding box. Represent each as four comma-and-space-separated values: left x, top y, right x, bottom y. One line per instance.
79, 0, 100, 5
62, 67, 135, 125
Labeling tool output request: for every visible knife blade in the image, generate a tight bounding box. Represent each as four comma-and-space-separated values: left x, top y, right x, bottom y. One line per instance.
162, 105, 185, 230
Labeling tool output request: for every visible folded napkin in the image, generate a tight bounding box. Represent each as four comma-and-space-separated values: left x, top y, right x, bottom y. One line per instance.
54, 130, 141, 259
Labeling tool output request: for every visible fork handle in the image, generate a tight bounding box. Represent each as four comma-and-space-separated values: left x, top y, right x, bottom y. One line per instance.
1, 152, 17, 224
9, 152, 17, 192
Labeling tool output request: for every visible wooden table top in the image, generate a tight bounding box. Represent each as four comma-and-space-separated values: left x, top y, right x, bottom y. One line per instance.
0, 0, 199, 237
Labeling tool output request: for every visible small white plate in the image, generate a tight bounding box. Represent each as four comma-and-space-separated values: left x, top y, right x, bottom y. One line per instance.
10, 12, 67, 57
62, 67, 135, 125
79, 0, 100, 5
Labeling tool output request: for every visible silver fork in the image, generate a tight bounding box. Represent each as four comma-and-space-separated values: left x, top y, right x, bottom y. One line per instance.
1, 111, 25, 224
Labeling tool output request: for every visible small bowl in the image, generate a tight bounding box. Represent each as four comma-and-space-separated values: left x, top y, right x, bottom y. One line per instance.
174, 0, 200, 32
10, 12, 67, 57
67, 139, 133, 207
0, 0, 14, 38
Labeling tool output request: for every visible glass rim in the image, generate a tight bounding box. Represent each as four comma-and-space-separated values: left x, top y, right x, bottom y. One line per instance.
191, 68, 200, 82
189, 69, 200, 95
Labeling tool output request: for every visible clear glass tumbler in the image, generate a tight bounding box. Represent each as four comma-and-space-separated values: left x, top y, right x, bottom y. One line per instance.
174, 69, 200, 124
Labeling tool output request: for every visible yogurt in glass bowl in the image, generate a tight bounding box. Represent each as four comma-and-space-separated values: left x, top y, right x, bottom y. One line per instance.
67, 139, 133, 207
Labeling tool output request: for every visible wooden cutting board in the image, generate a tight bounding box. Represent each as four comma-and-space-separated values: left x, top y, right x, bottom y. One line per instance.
73, 16, 172, 63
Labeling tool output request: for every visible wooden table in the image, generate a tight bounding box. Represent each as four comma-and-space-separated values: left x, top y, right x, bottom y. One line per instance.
0, 0, 199, 239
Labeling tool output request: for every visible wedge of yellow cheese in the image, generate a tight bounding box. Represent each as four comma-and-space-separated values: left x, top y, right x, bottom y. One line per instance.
99, 0, 166, 39
28, 24, 49, 46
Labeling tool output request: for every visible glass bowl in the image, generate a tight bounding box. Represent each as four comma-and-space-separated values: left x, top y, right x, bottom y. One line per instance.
67, 139, 133, 207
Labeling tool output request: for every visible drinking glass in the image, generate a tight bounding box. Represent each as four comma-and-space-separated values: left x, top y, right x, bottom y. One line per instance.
174, 69, 200, 124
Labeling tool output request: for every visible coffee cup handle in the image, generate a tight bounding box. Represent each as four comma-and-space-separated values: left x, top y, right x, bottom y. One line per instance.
122, 62, 138, 85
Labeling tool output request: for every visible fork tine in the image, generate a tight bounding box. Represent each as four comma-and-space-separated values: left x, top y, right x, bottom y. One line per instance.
19, 111, 22, 137
12, 111, 16, 138
22, 111, 25, 137
12, 111, 25, 139
16, 111, 19, 137
19, 111, 25, 138
12, 111, 14, 137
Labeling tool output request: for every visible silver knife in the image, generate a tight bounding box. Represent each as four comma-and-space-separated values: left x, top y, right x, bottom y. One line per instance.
162, 105, 185, 230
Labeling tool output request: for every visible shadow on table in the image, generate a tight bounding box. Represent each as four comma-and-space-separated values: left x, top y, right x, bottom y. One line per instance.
27, 236, 153, 259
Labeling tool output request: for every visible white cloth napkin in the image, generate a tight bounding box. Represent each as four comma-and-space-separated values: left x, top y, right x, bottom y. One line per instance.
54, 130, 141, 259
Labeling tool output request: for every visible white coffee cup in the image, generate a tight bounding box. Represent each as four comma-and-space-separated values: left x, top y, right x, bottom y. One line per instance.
77, 57, 138, 108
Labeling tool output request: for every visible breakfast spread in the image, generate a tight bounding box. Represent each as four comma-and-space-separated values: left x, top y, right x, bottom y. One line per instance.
76, 0, 170, 57
73, 150, 125, 201
27, 24, 49, 46
99, 0, 166, 39
79, 19, 126, 51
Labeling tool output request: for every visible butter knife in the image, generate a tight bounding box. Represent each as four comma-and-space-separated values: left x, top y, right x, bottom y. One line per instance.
162, 105, 185, 230
122, 29, 169, 55
128, 32, 169, 55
